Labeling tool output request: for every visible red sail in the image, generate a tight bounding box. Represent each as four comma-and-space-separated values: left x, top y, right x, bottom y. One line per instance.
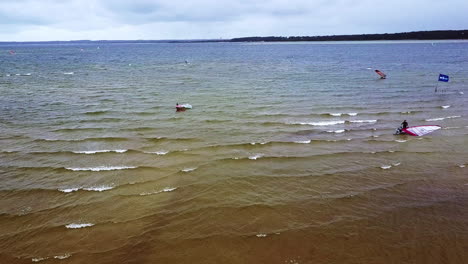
375, 70, 386, 79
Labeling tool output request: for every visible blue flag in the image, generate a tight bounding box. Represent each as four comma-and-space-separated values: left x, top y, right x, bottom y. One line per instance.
438, 74, 449, 82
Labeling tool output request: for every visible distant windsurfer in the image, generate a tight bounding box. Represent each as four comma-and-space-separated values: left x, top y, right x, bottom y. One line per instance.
375, 69, 386, 79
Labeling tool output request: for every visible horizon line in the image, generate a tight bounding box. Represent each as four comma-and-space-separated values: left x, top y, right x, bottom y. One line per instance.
1, 29, 467, 43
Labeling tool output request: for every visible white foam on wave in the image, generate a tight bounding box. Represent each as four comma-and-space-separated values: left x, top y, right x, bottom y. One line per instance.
392, 162, 401, 166
66, 166, 136, 171
459, 164, 466, 168
327, 129, 345, 133
441, 105, 451, 109
59, 187, 80, 193
426, 115, 461, 121
290, 120, 345, 126
380, 165, 392, 170
145, 150, 169, 155
349, 119, 377, 123
294, 140, 311, 144
59, 185, 114, 192
83, 185, 114, 192
181, 167, 197, 172
348, 113, 358, 116
74, 149, 127, 154
395, 139, 407, 143
32, 257, 48, 262
256, 233, 267, 237
54, 254, 72, 260
249, 154, 264, 160
63, 72, 74, 75
65, 223, 94, 229
140, 187, 177, 196
329, 113, 342, 117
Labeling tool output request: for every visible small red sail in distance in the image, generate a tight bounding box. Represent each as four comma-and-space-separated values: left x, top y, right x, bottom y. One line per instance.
375, 69, 386, 79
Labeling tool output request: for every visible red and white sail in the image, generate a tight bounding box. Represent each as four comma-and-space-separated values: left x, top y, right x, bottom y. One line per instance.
375, 69, 386, 79
402, 125, 441, 136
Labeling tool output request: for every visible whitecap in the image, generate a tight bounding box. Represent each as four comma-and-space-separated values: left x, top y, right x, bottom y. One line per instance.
347, 113, 358, 116
66, 166, 136, 171
392, 162, 401, 166
349, 119, 377, 123
65, 223, 94, 229
327, 129, 345, 133
425, 117, 445, 121
441, 105, 450, 109
460, 164, 466, 168
83, 185, 114, 192
32, 257, 48, 262
426, 115, 461, 121
248, 154, 264, 160
54, 254, 71, 260
329, 113, 342, 117
290, 120, 345, 126
181, 167, 197, 172
73, 149, 127, 154
140, 187, 178, 196
256, 234, 267, 237
395, 140, 407, 143
63, 72, 74, 75
58, 187, 80, 193
294, 140, 311, 144
380, 165, 392, 169
145, 150, 169, 155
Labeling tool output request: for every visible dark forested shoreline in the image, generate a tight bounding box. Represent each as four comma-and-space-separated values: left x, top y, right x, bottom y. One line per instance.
230, 30, 468, 42
1, 30, 467, 44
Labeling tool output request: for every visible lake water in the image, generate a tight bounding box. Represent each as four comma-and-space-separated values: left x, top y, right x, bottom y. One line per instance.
1, 41, 467, 263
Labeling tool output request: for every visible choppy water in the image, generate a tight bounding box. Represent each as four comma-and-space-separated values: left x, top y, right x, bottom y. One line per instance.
1, 41, 468, 263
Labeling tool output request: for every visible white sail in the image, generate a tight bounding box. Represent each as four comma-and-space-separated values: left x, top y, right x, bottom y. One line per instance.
403, 125, 441, 136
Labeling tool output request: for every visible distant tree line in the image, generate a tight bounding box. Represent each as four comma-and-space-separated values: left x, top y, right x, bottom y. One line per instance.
1, 30, 467, 45
230, 30, 468, 42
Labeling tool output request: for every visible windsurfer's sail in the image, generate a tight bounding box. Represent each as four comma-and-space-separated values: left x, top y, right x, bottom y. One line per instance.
402, 125, 441, 136
375, 70, 386, 79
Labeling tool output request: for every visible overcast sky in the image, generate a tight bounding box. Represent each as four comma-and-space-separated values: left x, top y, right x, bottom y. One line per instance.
1, 0, 467, 41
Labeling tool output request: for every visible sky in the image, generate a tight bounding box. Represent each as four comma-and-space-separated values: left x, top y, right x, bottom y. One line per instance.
0, 0, 467, 41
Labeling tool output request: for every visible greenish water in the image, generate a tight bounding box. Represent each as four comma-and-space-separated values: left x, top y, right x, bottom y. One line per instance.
0, 41, 467, 263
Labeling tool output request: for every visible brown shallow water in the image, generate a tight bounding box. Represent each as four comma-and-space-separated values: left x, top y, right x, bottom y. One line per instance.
1, 41, 467, 263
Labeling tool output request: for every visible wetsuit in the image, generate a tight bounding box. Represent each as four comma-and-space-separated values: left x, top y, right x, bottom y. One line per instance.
402, 121, 408, 129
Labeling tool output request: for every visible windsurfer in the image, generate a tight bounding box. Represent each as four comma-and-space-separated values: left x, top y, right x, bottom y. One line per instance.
395, 120, 408, 135
402, 120, 408, 129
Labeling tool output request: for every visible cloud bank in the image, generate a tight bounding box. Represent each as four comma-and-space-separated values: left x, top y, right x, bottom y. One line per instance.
0, 0, 467, 41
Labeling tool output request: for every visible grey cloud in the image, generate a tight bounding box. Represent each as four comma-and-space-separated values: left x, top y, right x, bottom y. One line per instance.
0, 0, 467, 41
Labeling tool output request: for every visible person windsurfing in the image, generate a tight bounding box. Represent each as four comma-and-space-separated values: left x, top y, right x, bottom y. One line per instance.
402, 120, 408, 129
395, 120, 409, 135
375, 69, 386, 79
